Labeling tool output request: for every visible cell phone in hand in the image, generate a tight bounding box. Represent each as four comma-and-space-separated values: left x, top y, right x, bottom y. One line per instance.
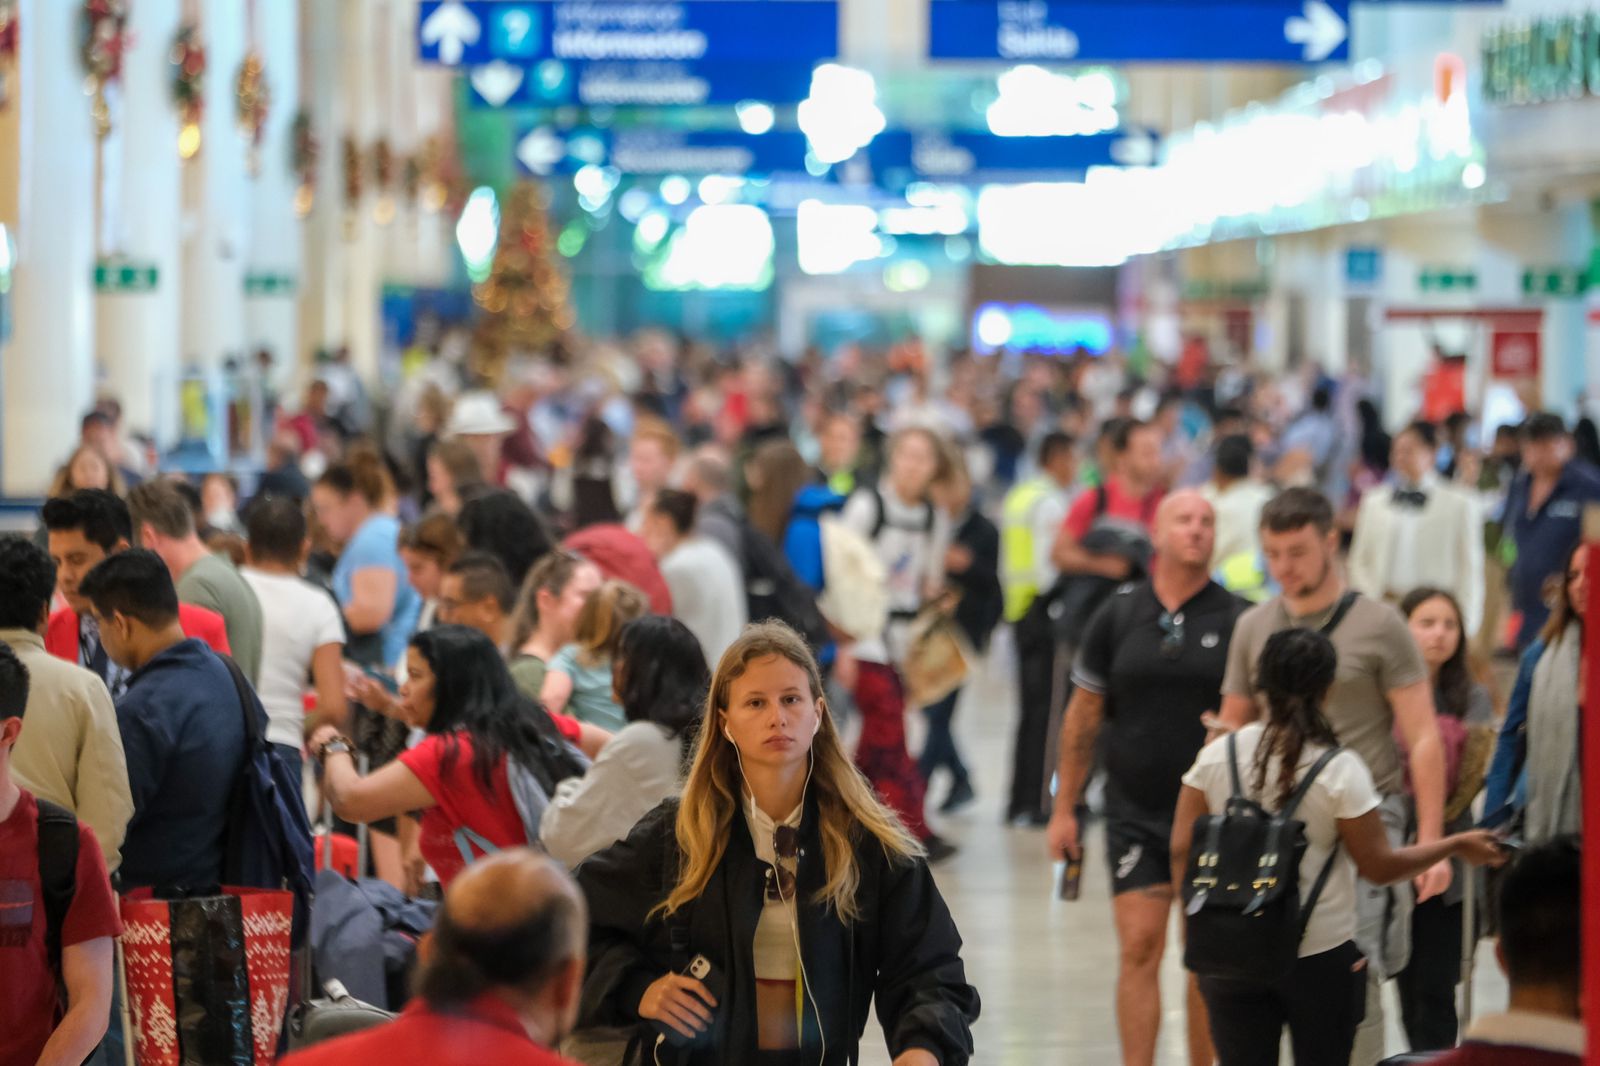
1058, 855, 1083, 901
652, 954, 726, 1048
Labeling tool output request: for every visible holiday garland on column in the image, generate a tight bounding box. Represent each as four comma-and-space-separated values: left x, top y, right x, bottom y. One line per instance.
81, 0, 130, 138
291, 109, 317, 216
0, 0, 17, 110
235, 50, 267, 174
171, 22, 205, 159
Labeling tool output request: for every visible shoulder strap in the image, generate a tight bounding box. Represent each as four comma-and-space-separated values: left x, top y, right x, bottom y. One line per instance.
1279, 746, 1344, 823
868, 486, 886, 541
1094, 484, 1109, 519
1297, 845, 1343, 940
1224, 733, 1245, 799
36, 798, 80, 983
220, 653, 265, 748
1318, 591, 1360, 637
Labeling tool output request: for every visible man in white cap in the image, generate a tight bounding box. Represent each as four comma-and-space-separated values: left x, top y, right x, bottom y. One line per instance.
447, 391, 516, 488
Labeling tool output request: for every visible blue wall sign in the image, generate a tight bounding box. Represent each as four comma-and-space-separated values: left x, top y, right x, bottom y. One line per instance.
420, 1, 839, 67
866, 129, 1160, 185
467, 59, 818, 109
515, 126, 812, 177
930, 0, 1357, 64
1346, 247, 1383, 286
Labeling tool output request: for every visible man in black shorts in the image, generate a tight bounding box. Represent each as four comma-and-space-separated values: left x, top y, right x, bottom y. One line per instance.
1047, 490, 1244, 1066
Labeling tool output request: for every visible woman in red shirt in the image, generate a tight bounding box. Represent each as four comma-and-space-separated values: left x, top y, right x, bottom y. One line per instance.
312, 625, 588, 886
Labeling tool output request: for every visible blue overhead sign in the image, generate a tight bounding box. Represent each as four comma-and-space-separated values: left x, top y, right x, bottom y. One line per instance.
419, 1, 838, 67
515, 125, 812, 176
467, 59, 817, 109
866, 129, 1160, 185
929, 0, 1357, 64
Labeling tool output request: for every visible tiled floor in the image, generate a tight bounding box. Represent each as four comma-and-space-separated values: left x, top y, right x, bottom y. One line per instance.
855, 638, 1508, 1066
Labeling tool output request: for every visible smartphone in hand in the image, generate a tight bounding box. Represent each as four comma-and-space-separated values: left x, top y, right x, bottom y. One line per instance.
1058, 855, 1083, 901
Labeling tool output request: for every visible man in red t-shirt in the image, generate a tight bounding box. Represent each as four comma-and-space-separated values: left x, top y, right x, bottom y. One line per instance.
0, 643, 123, 1066
1052, 418, 1166, 582
283, 849, 586, 1066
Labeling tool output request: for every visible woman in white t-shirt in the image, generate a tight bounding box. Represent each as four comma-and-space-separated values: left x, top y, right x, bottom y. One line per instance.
1172, 627, 1503, 1066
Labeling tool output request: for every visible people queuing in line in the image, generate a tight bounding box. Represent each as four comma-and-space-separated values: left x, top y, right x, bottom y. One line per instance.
13, 332, 1598, 1066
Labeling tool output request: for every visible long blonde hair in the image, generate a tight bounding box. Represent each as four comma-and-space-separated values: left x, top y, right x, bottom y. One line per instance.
658, 621, 923, 924
573, 578, 648, 668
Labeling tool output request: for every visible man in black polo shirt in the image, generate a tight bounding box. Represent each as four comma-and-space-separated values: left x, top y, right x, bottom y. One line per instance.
1047, 490, 1243, 1066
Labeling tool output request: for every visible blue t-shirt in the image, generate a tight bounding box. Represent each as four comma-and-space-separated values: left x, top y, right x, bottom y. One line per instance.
548, 644, 626, 732
333, 514, 422, 668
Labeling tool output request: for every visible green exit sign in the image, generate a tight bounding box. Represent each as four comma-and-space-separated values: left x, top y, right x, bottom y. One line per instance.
244, 272, 297, 296
1521, 268, 1590, 297
1419, 268, 1478, 293
94, 261, 158, 293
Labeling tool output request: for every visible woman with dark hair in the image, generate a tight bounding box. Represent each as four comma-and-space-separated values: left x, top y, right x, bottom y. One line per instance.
1395, 587, 1495, 1051
745, 439, 814, 549
309, 624, 589, 887
540, 616, 710, 867
1484, 542, 1589, 843
570, 414, 624, 530
1172, 628, 1503, 1066
457, 488, 555, 588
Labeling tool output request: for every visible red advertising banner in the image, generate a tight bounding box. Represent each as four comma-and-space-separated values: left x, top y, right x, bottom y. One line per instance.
1490, 329, 1541, 378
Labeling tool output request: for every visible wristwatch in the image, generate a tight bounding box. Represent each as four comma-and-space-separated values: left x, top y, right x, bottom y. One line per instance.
318, 736, 355, 763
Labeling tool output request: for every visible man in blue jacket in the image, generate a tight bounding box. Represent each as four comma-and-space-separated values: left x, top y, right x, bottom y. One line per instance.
1500, 413, 1600, 650
78, 549, 247, 893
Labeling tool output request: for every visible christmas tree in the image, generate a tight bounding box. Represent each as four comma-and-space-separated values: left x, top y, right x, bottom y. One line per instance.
471, 181, 575, 383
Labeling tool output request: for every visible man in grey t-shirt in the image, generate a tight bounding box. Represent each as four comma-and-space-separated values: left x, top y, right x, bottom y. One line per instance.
128, 481, 263, 683
1216, 488, 1448, 1066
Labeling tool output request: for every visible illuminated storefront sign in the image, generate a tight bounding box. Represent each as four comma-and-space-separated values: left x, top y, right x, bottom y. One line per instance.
1482, 12, 1600, 107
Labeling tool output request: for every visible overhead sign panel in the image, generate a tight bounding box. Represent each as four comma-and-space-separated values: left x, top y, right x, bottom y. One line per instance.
467, 59, 817, 108
419, 1, 839, 67
929, 0, 1356, 64
867, 129, 1160, 185
515, 125, 812, 176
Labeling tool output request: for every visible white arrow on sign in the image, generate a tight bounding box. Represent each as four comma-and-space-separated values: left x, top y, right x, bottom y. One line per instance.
517, 127, 568, 175
471, 61, 526, 107
1285, 0, 1347, 63
421, 1, 481, 66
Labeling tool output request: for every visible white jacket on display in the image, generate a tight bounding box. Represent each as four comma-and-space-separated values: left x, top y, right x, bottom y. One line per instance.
1347, 476, 1484, 638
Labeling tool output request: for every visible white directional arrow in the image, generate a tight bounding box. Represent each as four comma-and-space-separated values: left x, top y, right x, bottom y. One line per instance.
1285, 0, 1347, 63
421, 1, 481, 66
517, 127, 568, 175
470, 61, 525, 107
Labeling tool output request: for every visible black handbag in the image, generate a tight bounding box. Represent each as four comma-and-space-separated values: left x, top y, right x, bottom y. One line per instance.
1181, 733, 1343, 982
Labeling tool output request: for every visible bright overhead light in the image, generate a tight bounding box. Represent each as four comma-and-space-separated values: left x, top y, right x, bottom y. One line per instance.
635, 211, 671, 250
1461, 161, 1486, 189
736, 100, 776, 135
976, 306, 1013, 348
618, 187, 653, 222
987, 65, 1121, 137
698, 175, 744, 204
659, 175, 692, 205
796, 199, 882, 275
798, 64, 885, 165
455, 186, 500, 282
652, 205, 774, 290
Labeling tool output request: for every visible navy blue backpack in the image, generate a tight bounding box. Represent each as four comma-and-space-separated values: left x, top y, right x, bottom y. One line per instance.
220, 655, 316, 946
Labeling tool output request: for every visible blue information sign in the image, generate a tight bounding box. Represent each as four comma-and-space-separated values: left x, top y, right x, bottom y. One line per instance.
930, 0, 1357, 64
467, 59, 817, 109
866, 129, 1160, 185
515, 125, 812, 176
419, 1, 838, 67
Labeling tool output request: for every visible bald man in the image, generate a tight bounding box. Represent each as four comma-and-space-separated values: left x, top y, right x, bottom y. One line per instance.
1046, 491, 1245, 1066
283, 849, 587, 1066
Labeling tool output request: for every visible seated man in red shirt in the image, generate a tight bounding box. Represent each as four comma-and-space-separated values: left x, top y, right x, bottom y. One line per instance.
42, 490, 229, 698
283, 848, 586, 1066
0, 643, 123, 1066
1429, 837, 1582, 1065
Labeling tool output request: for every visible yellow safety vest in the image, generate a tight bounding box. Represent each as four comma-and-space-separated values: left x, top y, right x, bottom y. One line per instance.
1216, 550, 1271, 603
1001, 477, 1054, 622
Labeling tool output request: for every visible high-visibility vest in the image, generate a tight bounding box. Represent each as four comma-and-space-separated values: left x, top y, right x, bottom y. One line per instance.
1215, 550, 1272, 604
1001, 477, 1054, 622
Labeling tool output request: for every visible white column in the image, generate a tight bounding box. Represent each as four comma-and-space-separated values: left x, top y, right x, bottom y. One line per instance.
2, 0, 98, 496
1543, 198, 1593, 417
97, 0, 183, 450
298, 0, 348, 380
180, 0, 249, 462
243, 0, 302, 408
340, 0, 383, 386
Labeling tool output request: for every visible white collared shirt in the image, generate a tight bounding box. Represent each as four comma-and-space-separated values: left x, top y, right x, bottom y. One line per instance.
743, 800, 803, 982
1383, 472, 1435, 597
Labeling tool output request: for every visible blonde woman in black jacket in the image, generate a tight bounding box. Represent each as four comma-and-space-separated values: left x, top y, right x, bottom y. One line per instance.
574, 621, 979, 1066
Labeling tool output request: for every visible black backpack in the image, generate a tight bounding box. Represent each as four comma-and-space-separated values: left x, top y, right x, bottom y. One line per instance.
1181, 733, 1344, 982
738, 519, 831, 652
36, 798, 79, 1006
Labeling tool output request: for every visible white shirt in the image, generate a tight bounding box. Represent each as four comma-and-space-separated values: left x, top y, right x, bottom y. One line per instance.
242, 568, 346, 749
840, 484, 951, 665
1201, 479, 1275, 569
1182, 723, 1381, 958
540, 722, 683, 867
743, 800, 803, 982
660, 537, 747, 664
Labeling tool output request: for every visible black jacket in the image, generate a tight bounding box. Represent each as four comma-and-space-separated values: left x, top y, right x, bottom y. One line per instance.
947, 509, 1003, 653
575, 798, 980, 1065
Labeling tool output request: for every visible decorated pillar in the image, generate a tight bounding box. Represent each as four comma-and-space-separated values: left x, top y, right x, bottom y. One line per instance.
1, 0, 102, 496
242, 0, 300, 417
297, 0, 347, 378
96, 0, 183, 449
339, 0, 382, 387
